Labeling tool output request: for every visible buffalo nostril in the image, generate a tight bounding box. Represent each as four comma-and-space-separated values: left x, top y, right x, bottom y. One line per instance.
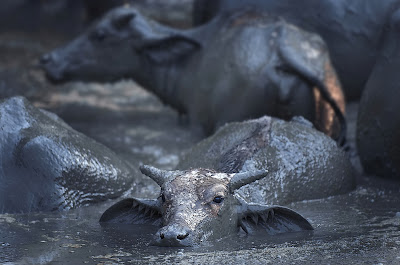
160, 233, 165, 239
40, 53, 52, 65
177, 233, 189, 240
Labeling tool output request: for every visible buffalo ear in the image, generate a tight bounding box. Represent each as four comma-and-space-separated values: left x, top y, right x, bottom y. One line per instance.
238, 204, 313, 235
277, 23, 346, 145
139, 35, 201, 64
99, 198, 162, 226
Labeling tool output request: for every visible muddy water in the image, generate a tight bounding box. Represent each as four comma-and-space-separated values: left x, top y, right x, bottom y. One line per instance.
1, 178, 399, 264
1, 31, 400, 265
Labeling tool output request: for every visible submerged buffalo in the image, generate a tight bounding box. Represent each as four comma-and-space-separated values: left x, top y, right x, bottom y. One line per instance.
100, 165, 313, 247
357, 12, 400, 180
40, 7, 346, 143
193, 0, 400, 100
177, 116, 355, 205
101, 116, 354, 246
0, 97, 133, 213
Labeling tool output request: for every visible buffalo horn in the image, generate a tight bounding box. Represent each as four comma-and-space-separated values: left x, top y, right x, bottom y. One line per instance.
229, 170, 269, 192
139, 165, 176, 187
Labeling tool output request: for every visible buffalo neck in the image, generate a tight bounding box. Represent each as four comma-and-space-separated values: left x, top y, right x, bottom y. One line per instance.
133, 56, 187, 115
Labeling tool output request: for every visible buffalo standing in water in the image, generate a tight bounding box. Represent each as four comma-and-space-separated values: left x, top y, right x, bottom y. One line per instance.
40, 7, 346, 143
193, 0, 400, 101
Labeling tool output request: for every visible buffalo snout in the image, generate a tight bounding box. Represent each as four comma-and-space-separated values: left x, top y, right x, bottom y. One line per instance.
39, 52, 66, 82
39, 52, 54, 65
155, 224, 192, 247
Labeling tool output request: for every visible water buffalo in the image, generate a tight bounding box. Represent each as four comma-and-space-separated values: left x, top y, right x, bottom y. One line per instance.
0, 97, 134, 213
100, 116, 354, 246
40, 7, 346, 143
193, 0, 400, 101
100, 165, 313, 247
357, 10, 400, 180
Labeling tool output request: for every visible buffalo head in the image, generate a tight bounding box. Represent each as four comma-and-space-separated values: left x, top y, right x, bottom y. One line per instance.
39, 7, 198, 83
100, 165, 313, 247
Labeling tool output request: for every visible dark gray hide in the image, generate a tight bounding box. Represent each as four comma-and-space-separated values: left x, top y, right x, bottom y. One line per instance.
192, 0, 400, 101
40, 7, 346, 143
0, 97, 133, 213
357, 10, 400, 180
178, 116, 355, 206
100, 166, 313, 247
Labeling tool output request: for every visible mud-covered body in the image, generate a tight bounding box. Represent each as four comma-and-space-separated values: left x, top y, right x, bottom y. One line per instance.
40, 7, 345, 141
178, 116, 355, 205
0, 97, 133, 213
193, 0, 400, 100
357, 10, 400, 180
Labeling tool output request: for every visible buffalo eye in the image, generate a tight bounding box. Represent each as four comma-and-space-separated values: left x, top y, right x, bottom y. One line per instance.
90, 29, 106, 42
161, 194, 166, 203
213, 196, 224, 204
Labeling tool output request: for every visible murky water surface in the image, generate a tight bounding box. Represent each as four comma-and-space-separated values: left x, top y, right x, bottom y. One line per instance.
1, 182, 399, 264
1, 28, 400, 265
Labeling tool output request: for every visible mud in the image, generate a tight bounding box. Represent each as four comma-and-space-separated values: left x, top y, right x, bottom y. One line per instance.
0, 23, 399, 265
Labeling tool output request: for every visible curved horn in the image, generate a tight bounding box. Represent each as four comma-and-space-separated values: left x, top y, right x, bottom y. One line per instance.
139, 165, 176, 187
229, 170, 269, 192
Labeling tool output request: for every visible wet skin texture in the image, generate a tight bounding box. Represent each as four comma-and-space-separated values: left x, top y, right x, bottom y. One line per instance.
0, 97, 134, 213
357, 10, 400, 180
100, 166, 313, 247
178, 116, 355, 205
193, 0, 400, 101
40, 7, 346, 143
